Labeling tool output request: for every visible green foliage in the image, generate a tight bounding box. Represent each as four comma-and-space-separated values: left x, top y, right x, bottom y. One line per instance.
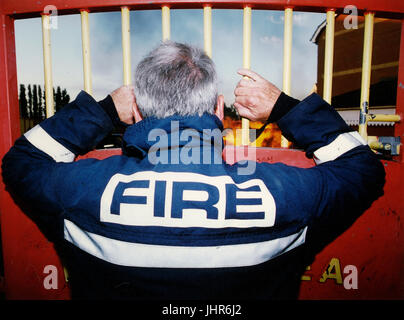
18, 84, 70, 120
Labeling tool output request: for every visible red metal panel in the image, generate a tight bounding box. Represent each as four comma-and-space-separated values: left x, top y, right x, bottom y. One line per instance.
1, 0, 403, 19
298, 160, 404, 299
0, 11, 70, 300
223, 146, 315, 167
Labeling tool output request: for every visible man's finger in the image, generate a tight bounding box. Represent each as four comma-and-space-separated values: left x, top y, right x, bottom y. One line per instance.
234, 102, 253, 120
237, 68, 264, 82
237, 78, 260, 88
234, 86, 255, 97
234, 95, 254, 109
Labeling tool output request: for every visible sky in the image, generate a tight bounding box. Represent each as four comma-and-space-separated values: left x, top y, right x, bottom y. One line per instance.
14, 9, 326, 106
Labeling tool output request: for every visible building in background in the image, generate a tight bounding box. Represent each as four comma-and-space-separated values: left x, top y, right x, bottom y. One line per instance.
311, 14, 401, 137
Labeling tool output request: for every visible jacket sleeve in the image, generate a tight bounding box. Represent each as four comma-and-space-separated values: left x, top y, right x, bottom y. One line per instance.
1, 91, 114, 239
267, 93, 385, 251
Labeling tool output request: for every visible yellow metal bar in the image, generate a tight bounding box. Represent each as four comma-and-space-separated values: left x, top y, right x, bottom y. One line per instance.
162, 6, 170, 41
203, 6, 212, 58
41, 14, 54, 118
121, 6, 132, 85
367, 114, 401, 122
242, 6, 251, 146
282, 8, 293, 95
359, 12, 375, 141
281, 7, 293, 148
323, 9, 335, 104
80, 9, 92, 95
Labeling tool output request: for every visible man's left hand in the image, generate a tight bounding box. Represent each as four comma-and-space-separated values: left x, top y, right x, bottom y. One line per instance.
233, 69, 281, 122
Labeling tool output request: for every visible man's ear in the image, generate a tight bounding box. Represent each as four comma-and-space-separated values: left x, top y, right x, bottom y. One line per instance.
214, 94, 224, 122
132, 100, 143, 123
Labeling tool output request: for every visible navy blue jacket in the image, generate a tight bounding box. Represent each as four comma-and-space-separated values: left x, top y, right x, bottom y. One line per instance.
1, 91, 385, 300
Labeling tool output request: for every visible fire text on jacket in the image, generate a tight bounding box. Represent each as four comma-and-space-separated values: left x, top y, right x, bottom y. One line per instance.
100, 171, 276, 228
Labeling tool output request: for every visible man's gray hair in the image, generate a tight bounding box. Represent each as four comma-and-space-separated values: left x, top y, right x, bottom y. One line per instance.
134, 41, 218, 118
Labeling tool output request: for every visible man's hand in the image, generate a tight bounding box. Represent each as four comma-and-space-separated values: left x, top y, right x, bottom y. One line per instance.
110, 85, 136, 125
234, 69, 281, 122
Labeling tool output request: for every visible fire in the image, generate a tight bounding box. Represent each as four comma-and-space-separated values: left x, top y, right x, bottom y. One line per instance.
222, 117, 282, 148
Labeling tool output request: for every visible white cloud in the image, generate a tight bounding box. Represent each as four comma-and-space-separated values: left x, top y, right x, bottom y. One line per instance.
267, 12, 310, 27
267, 15, 284, 25
293, 13, 309, 27
259, 35, 283, 45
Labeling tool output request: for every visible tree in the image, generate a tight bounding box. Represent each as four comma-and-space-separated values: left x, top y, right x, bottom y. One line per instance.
18, 84, 71, 120
38, 85, 44, 120
55, 86, 62, 112
27, 84, 33, 119
32, 84, 39, 120
61, 88, 70, 106
19, 84, 28, 118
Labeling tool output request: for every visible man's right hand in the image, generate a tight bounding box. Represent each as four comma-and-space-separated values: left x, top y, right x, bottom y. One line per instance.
110, 85, 136, 125
233, 69, 281, 122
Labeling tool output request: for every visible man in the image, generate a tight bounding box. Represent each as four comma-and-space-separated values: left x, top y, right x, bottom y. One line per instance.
2, 41, 385, 300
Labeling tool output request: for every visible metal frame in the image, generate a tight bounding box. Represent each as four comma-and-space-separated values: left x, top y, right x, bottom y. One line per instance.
0, 0, 403, 299
2, 1, 404, 18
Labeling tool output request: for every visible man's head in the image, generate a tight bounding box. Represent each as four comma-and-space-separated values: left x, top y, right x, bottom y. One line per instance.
133, 41, 223, 121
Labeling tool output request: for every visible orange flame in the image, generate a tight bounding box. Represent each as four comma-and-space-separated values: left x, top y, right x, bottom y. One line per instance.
222, 117, 282, 147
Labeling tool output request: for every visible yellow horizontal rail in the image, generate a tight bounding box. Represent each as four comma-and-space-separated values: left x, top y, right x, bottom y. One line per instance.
367, 114, 401, 122
332, 61, 399, 78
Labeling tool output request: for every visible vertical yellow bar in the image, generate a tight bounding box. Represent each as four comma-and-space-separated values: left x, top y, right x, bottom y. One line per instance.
162, 6, 170, 41
242, 6, 251, 146
41, 14, 54, 118
80, 9, 92, 95
203, 5, 212, 58
323, 9, 335, 104
121, 6, 132, 85
282, 8, 293, 95
359, 12, 375, 141
281, 7, 293, 148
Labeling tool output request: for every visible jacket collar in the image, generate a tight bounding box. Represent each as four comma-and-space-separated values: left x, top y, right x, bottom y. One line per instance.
122, 113, 224, 161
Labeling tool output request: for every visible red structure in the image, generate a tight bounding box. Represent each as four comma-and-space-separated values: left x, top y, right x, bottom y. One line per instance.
0, 0, 403, 300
